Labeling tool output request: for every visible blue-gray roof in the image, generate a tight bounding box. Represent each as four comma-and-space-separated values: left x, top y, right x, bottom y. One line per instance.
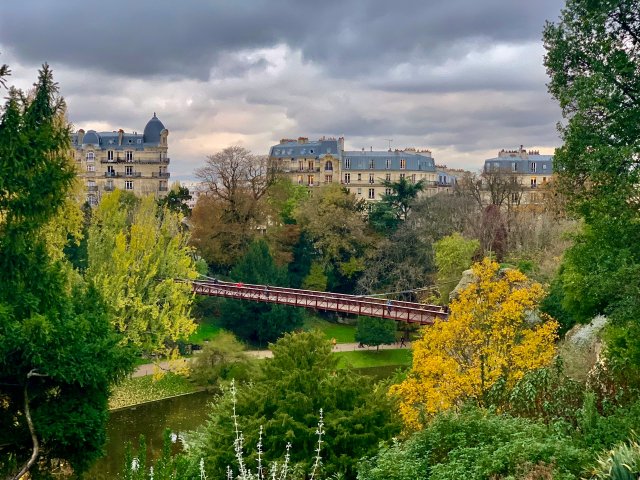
342, 150, 435, 172
270, 139, 339, 158
484, 154, 554, 174
71, 114, 166, 150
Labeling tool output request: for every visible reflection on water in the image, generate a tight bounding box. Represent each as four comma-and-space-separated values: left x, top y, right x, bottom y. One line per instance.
88, 391, 215, 479
89, 365, 405, 478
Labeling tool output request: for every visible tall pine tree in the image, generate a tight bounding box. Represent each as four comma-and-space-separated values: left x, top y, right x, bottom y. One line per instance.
0, 65, 133, 478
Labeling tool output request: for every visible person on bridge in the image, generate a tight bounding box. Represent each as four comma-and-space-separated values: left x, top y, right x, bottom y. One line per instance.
264, 285, 270, 298
386, 299, 393, 315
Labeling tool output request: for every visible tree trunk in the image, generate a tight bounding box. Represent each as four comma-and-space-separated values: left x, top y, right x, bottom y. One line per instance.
11, 374, 41, 480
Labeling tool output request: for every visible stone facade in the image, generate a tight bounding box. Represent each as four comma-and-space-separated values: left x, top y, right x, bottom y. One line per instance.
268, 137, 456, 203
71, 114, 170, 205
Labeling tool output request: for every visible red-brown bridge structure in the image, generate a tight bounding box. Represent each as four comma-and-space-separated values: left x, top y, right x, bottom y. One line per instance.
186, 279, 448, 325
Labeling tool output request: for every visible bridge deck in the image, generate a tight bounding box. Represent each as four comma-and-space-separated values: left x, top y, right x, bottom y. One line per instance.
188, 280, 448, 325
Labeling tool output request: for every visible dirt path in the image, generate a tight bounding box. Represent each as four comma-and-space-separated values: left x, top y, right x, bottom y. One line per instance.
132, 341, 411, 377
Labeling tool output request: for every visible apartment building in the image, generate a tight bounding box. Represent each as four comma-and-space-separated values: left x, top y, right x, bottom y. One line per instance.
268, 137, 453, 203
71, 113, 170, 205
483, 146, 554, 205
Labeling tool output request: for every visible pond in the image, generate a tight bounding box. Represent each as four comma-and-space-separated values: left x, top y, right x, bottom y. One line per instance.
89, 365, 405, 478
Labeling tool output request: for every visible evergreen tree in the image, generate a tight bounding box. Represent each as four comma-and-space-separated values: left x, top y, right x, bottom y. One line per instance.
220, 240, 303, 345
355, 316, 397, 351
0, 65, 133, 478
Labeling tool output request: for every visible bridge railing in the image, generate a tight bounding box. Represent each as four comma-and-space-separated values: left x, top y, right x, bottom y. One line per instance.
186, 279, 448, 325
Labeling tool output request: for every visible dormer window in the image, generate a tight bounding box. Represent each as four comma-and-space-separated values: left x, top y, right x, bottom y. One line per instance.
86, 152, 95, 162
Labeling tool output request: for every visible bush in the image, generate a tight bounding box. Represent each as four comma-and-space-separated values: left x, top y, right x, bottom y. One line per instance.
358, 408, 589, 480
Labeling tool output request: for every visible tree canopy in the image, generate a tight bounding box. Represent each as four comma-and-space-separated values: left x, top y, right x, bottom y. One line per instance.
390, 259, 558, 430
0, 65, 133, 478
87, 191, 198, 357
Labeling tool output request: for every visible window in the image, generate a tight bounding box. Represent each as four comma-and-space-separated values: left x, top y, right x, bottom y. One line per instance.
543, 177, 547, 183
125, 165, 133, 176
345, 158, 351, 169
385, 173, 391, 182
125, 180, 133, 190
411, 174, 416, 183
298, 160, 304, 171
107, 150, 114, 161
325, 161, 333, 171
357, 173, 362, 181
531, 162, 537, 173
400, 159, 406, 169
512, 162, 517, 172
369, 173, 374, 184
307, 175, 314, 186
357, 188, 362, 195
542, 164, 548, 170
106, 166, 115, 176
125, 150, 133, 161
137, 139, 142, 144
400, 173, 405, 180
310, 149, 314, 154
344, 173, 351, 184
324, 175, 333, 183
531, 178, 537, 188
369, 159, 375, 169
86, 164, 95, 172
297, 175, 303, 185
308, 160, 314, 170
87, 195, 98, 206
386, 158, 391, 169
86, 152, 95, 162
368, 188, 375, 199
106, 180, 114, 190
385, 188, 392, 195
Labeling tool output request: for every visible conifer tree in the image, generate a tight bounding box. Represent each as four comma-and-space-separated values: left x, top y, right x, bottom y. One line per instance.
0, 65, 133, 478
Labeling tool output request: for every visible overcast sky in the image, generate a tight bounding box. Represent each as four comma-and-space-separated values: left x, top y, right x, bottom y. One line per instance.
0, 0, 565, 180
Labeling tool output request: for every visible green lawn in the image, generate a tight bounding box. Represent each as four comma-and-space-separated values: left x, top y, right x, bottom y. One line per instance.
109, 373, 197, 410
188, 322, 222, 344
303, 316, 356, 343
335, 348, 412, 369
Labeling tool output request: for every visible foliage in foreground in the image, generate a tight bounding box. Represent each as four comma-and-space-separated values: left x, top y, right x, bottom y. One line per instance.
0, 65, 134, 478
357, 407, 588, 480
188, 331, 401, 478
355, 316, 397, 350
390, 259, 558, 429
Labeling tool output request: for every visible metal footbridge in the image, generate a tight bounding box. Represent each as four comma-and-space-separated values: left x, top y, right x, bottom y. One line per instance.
187, 279, 448, 325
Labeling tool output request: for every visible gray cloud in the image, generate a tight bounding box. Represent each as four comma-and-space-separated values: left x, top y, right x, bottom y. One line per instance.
0, 0, 566, 177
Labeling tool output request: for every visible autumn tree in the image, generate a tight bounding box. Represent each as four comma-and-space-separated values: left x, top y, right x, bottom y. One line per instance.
0, 65, 133, 478
87, 191, 198, 357
390, 259, 558, 430
192, 146, 274, 270
295, 183, 372, 292
434, 233, 480, 303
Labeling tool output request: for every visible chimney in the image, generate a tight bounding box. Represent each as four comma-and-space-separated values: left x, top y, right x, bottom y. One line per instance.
338, 136, 345, 152
298, 137, 308, 144
118, 129, 124, 146
370, 146, 372, 152
77, 129, 85, 144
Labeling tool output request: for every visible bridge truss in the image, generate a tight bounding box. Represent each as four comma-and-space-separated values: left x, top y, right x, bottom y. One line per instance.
188, 279, 448, 325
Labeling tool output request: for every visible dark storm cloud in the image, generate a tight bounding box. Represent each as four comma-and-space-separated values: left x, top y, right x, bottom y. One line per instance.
1, 0, 563, 86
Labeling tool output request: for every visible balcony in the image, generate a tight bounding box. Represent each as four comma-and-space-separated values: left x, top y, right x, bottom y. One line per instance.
104, 172, 121, 178
152, 172, 171, 178
159, 186, 169, 192
104, 185, 115, 192
101, 157, 170, 164
87, 185, 99, 192
124, 172, 142, 177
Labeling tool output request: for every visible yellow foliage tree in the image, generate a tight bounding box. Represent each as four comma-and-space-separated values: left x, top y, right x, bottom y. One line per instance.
390, 258, 558, 430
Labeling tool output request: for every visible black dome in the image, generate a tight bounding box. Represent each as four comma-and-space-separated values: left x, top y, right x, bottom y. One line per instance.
143, 113, 166, 144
